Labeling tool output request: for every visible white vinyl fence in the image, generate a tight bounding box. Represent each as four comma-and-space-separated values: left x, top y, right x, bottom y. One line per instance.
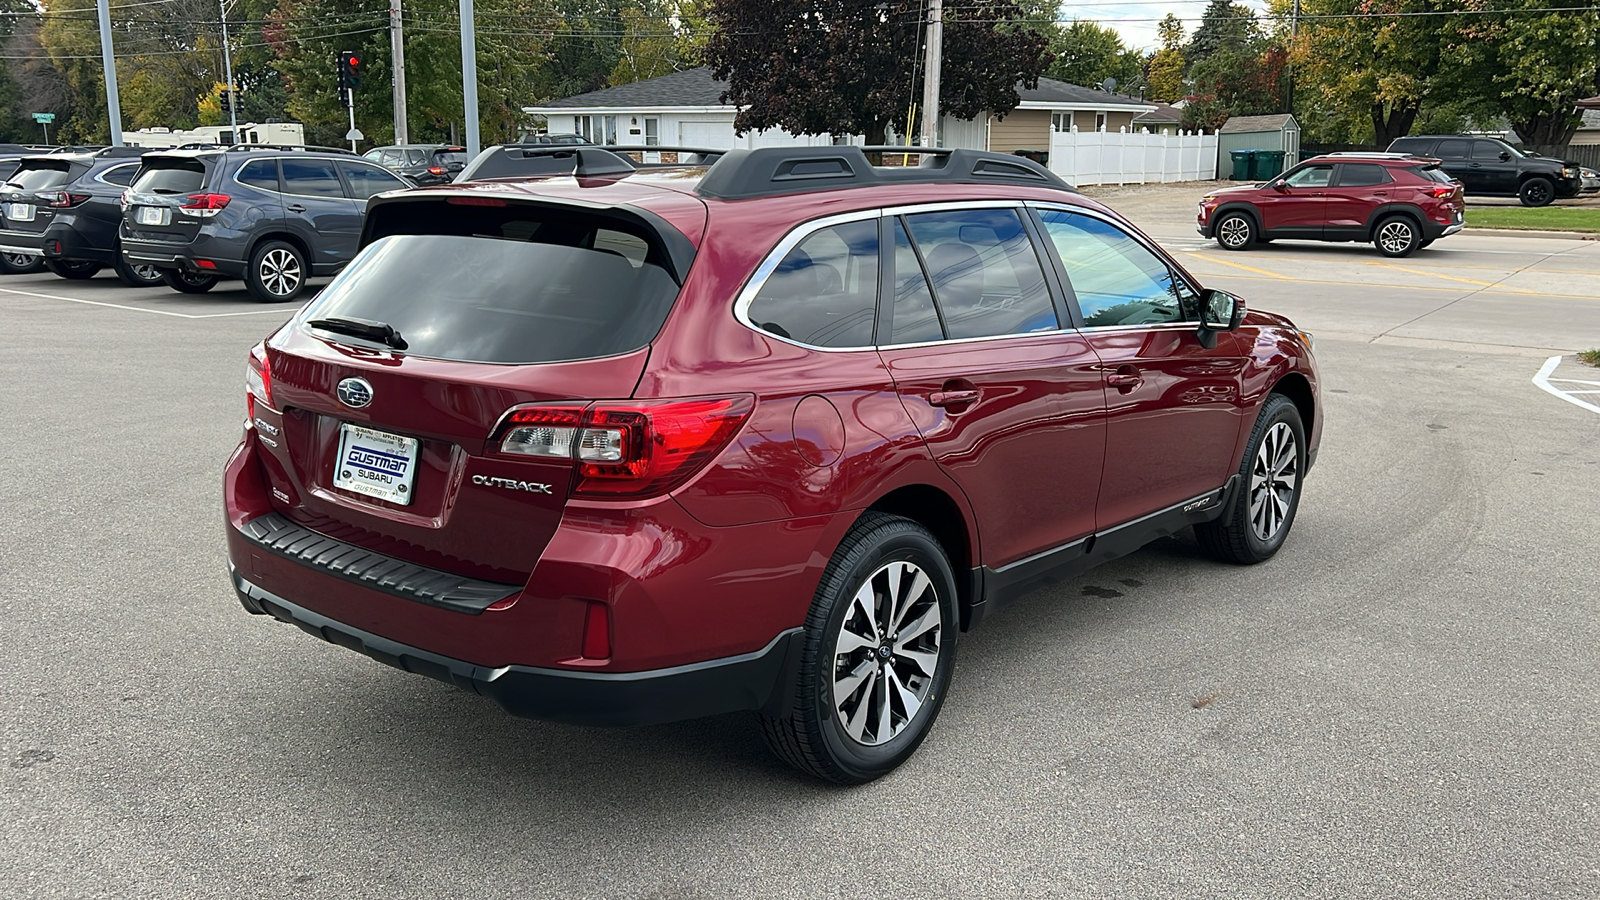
1047, 128, 1219, 186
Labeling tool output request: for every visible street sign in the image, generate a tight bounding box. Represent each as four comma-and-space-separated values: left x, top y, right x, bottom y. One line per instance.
345, 128, 365, 141
32, 112, 55, 123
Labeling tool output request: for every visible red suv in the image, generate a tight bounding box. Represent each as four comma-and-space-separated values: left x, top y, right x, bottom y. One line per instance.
1198, 152, 1465, 257
226, 146, 1321, 783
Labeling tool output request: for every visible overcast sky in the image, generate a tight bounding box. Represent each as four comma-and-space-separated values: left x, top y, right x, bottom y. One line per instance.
1075, 0, 1273, 52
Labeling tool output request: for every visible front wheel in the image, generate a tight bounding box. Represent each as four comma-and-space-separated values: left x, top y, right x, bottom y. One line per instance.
1373, 216, 1420, 258
43, 258, 102, 280
0, 251, 45, 274
159, 269, 219, 293
1195, 393, 1306, 564
1215, 212, 1256, 251
246, 240, 307, 302
1519, 177, 1554, 208
758, 513, 959, 784
114, 257, 166, 287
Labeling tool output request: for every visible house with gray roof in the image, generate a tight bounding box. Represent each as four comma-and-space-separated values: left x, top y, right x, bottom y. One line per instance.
523, 67, 1153, 154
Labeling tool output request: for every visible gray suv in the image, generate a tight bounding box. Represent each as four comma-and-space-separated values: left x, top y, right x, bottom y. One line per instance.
120, 147, 411, 301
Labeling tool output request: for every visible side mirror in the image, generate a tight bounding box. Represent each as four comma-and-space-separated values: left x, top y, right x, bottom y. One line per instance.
1272, 181, 1288, 192
1197, 289, 1245, 348
1499, 151, 1511, 161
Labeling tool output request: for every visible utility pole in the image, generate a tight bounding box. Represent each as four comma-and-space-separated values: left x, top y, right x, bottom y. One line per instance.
459, 0, 480, 158
220, 0, 239, 143
95, 0, 124, 145
1287, 0, 1300, 114
918, 0, 943, 148
390, 0, 408, 145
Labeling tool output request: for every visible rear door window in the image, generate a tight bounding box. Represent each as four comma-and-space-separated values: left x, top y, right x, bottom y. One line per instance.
902, 208, 1057, 340
1335, 163, 1392, 187
745, 219, 878, 348
279, 158, 344, 197
235, 159, 279, 191
1389, 138, 1434, 155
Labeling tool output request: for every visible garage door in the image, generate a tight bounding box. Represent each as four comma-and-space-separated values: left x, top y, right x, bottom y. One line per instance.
678, 119, 737, 149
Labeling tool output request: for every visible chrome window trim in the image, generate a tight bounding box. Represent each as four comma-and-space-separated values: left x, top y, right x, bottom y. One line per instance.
1025, 200, 1206, 331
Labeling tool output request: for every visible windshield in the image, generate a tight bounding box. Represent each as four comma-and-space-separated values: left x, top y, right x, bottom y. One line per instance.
7, 165, 72, 190
302, 233, 681, 364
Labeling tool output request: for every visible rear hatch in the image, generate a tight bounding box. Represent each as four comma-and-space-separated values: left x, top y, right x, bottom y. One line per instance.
123, 154, 213, 243
1, 159, 82, 237
429, 148, 467, 179
253, 193, 703, 582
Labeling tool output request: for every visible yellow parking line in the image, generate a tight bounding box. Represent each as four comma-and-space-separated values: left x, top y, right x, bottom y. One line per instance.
1196, 255, 1300, 279
1365, 261, 1500, 287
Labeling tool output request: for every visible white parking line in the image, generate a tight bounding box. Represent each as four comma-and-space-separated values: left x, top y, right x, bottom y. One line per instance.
0, 285, 298, 319
1533, 355, 1600, 415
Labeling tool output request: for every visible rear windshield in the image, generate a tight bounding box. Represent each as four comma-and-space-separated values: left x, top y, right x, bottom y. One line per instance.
303, 233, 680, 364
7, 164, 73, 190
1419, 166, 1456, 184
132, 161, 206, 195
433, 150, 466, 165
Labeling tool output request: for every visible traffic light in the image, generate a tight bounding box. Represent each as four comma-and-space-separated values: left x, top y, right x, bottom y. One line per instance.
219, 89, 232, 113
338, 51, 362, 92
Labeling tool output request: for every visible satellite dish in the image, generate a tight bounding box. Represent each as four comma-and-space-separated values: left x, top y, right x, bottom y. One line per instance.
1101, 78, 1119, 93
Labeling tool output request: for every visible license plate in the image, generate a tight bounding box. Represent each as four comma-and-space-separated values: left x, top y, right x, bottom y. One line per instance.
333, 424, 419, 506
4, 203, 34, 222
135, 206, 170, 227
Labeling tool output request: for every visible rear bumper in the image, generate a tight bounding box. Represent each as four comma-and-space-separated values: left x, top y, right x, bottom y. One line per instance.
232, 567, 803, 726
43, 219, 116, 264
121, 230, 247, 277
0, 228, 43, 257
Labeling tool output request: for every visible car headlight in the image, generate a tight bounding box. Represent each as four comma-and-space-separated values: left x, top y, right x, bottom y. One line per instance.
1563, 167, 1578, 178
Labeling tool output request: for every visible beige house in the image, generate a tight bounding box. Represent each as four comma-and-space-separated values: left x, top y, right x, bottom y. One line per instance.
524, 68, 1153, 154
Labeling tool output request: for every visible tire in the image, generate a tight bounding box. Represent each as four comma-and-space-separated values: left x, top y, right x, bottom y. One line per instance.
114, 257, 166, 287
246, 240, 307, 302
1195, 393, 1307, 565
758, 513, 959, 784
159, 268, 219, 293
1373, 215, 1420, 258
1519, 177, 1554, 207
42, 258, 102, 280
1215, 212, 1256, 251
0, 251, 45, 274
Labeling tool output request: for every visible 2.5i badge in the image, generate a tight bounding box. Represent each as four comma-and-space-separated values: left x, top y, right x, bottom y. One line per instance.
333, 423, 419, 505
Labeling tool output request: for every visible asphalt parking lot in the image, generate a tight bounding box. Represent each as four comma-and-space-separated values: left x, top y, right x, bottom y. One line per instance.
3, 207, 1599, 897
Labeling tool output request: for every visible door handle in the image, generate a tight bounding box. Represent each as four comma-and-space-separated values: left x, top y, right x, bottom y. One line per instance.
1373, 191, 1388, 196
928, 389, 980, 408
1106, 365, 1143, 391
286, 203, 306, 213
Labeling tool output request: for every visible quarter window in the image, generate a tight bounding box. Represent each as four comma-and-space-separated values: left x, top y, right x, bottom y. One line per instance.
1435, 139, 1471, 159
279, 158, 344, 197
746, 219, 879, 348
99, 164, 137, 187
235, 159, 279, 191
1037, 209, 1197, 328
889, 219, 943, 344
902, 208, 1057, 340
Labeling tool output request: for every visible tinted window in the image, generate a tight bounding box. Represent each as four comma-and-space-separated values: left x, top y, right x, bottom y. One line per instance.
1435, 139, 1471, 159
903, 208, 1056, 340
593, 228, 648, 267
1037, 209, 1197, 328
362, 149, 384, 161
1472, 141, 1506, 161
8, 165, 73, 190
235, 159, 279, 191
131, 163, 205, 195
99, 164, 138, 187
405, 150, 427, 165
1389, 138, 1434, 154
1337, 163, 1392, 187
747, 219, 878, 348
307, 233, 680, 364
889, 219, 943, 344
340, 162, 407, 199
279, 158, 344, 197
433, 151, 466, 166
1419, 166, 1456, 184
1284, 165, 1332, 188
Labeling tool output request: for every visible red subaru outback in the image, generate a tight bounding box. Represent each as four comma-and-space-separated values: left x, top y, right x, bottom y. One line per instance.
1197, 152, 1466, 257
227, 146, 1320, 783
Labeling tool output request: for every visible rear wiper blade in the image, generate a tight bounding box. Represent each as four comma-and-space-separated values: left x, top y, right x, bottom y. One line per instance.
307, 316, 408, 350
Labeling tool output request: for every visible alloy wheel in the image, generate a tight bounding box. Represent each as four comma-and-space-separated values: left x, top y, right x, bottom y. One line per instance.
132, 264, 162, 282
1526, 183, 1551, 205
832, 560, 943, 747
259, 248, 302, 297
1218, 217, 1250, 248
1249, 421, 1298, 542
3, 252, 34, 268
1378, 221, 1413, 255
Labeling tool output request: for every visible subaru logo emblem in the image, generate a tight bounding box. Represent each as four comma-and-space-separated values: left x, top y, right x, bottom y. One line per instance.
336, 377, 373, 409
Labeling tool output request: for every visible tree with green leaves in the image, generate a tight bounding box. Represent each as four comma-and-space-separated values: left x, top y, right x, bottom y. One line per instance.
1048, 20, 1139, 90
1185, 0, 1261, 66
1146, 13, 1184, 102
1291, 0, 1444, 145
1438, 0, 1600, 145
705, 0, 1051, 145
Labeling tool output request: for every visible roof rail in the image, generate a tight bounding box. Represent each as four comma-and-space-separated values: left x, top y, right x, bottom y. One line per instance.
455, 144, 637, 182
695, 145, 1075, 200
1319, 151, 1421, 159
96, 146, 152, 158
227, 143, 356, 155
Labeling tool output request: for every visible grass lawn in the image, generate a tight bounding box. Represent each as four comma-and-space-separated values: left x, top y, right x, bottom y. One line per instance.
1465, 206, 1600, 232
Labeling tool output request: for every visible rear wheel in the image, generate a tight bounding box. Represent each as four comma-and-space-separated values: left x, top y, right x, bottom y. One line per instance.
159, 268, 219, 293
758, 513, 958, 784
42, 258, 102, 280
246, 240, 307, 302
1519, 177, 1554, 208
0, 251, 45, 274
1196, 394, 1306, 565
114, 257, 166, 287
1215, 212, 1256, 251
1373, 216, 1420, 258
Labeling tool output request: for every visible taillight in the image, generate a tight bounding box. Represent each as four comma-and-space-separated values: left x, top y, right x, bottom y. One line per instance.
427, 165, 445, 175
246, 343, 273, 418
1429, 186, 1458, 199
45, 191, 91, 208
493, 395, 755, 499
118, 188, 132, 210
179, 193, 231, 217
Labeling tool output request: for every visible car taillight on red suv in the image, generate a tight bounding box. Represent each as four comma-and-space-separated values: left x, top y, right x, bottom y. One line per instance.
492, 396, 754, 499
179, 193, 232, 218
245, 343, 272, 419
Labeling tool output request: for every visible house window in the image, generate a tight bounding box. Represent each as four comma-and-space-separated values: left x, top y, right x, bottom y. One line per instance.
577, 115, 619, 144
1052, 112, 1072, 133
643, 116, 659, 146
1095, 113, 1107, 132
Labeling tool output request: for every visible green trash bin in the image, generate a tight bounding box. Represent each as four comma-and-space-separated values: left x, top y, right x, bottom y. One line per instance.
1230, 149, 1256, 180
1255, 150, 1287, 179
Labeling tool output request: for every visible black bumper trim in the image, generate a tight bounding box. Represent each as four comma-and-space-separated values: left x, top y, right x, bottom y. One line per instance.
237, 512, 522, 614
232, 569, 805, 726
